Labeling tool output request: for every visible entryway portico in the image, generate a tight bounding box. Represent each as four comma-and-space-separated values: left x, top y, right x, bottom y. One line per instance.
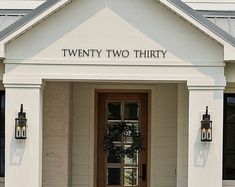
0, 0, 233, 187
3, 80, 225, 187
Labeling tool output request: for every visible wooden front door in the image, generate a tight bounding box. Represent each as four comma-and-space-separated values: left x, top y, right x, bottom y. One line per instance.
97, 92, 148, 187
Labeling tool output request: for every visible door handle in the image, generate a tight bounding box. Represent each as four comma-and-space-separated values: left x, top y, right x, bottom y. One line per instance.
142, 164, 146, 181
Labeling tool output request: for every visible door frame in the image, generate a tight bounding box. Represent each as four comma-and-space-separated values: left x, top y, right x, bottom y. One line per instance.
94, 89, 151, 187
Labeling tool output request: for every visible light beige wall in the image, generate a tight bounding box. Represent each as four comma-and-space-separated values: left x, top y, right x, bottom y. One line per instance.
42, 82, 72, 187
177, 84, 189, 187
155, 84, 178, 187
71, 83, 90, 186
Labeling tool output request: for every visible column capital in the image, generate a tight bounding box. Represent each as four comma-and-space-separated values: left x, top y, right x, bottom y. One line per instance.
187, 85, 225, 90
3, 75, 45, 89
187, 77, 226, 90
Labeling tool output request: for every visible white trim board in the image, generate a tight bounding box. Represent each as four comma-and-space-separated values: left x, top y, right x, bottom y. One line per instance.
186, 3, 235, 11
182, 0, 235, 11
0, 1, 44, 10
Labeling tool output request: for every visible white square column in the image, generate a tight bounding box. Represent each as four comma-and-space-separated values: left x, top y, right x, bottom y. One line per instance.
4, 81, 44, 187
188, 86, 224, 187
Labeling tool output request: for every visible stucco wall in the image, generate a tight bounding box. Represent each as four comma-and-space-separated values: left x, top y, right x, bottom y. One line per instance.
42, 82, 72, 187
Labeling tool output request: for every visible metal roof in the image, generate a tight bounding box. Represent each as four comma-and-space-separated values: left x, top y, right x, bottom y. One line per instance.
0, 0, 64, 41
0, 0, 234, 48
0, 15, 23, 32
168, 0, 235, 47
0, 10, 30, 32
198, 11, 235, 38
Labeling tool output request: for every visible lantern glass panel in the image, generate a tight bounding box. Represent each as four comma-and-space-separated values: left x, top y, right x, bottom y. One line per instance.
15, 116, 27, 139
207, 128, 212, 141
201, 128, 206, 141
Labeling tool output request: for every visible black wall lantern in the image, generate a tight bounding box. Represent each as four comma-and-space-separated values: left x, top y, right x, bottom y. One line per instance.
201, 106, 212, 142
15, 104, 27, 139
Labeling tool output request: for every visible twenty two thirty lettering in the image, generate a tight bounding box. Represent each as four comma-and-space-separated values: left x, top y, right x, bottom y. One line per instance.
62, 49, 167, 59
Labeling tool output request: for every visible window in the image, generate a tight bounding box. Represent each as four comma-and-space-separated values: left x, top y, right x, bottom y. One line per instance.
223, 94, 235, 180
0, 91, 5, 177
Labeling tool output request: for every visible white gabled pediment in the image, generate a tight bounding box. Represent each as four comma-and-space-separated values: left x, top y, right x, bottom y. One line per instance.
5, 0, 225, 65
18, 7, 179, 63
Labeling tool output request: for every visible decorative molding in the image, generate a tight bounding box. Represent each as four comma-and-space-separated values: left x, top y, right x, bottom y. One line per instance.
3, 75, 43, 88
3, 59, 226, 67
187, 86, 225, 90
187, 77, 226, 89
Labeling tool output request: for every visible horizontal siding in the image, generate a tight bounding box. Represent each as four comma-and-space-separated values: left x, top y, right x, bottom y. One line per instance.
71, 83, 90, 187
42, 82, 71, 187
155, 84, 177, 187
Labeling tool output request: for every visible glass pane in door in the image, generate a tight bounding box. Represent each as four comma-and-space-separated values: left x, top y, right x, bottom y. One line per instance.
107, 168, 121, 185
108, 102, 121, 120
98, 93, 148, 187
106, 101, 140, 187
124, 167, 138, 186
124, 103, 139, 120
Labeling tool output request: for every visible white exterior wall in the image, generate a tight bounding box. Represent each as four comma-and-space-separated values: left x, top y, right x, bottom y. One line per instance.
188, 88, 224, 187
5, 84, 43, 187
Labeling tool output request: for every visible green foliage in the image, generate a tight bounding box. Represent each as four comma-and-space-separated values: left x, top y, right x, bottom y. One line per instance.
104, 122, 142, 159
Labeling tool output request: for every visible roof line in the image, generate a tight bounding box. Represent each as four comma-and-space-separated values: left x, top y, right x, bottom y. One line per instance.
167, 0, 235, 47
0, 0, 64, 41
197, 10, 235, 16
0, 0, 234, 49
